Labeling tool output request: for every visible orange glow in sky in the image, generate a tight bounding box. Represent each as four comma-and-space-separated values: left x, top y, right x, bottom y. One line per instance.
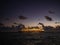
21, 27, 44, 32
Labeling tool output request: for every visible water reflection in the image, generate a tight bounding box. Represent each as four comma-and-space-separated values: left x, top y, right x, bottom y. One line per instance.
19, 32, 60, 45
1, 32, 60, 45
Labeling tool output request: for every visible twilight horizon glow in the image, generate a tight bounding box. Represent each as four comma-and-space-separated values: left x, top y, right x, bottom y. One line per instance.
1, 0, 60, 27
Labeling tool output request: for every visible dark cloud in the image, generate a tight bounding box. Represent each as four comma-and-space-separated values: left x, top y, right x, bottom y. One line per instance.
0, 23, 4, 26
38, 22, 44, 27
45, 16, 53, 21
38, 19, 40, 20
38, 23, 43, 25
13, 22, 17, 24
5, 18, 10, 20
48, 10, 55, 14
55, 22, 60, 24
38, 22, 44, 26
18, 16, 27, 20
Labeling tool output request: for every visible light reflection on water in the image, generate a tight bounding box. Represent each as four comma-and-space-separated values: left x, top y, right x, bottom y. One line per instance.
19, 31, 60, 45
4, 31, 60, 45
19, 32, 43, 45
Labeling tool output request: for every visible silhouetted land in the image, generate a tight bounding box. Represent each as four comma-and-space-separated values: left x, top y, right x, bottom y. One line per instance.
0, 32, 60, 45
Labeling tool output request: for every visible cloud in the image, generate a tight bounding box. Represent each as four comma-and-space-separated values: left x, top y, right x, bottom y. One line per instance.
45, 16, 53, 21
18, 16, 27, 20
55, 22, 60, 24
38, 19, 40, 21
38, 23, 43, 25
13, 22, 17, 24
5, 18, 10, 20
38, 22, 44, 27
48, 10, 55, 14
0, 23, 4, 26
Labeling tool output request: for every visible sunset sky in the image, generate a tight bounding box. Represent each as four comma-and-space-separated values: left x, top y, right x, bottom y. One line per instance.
1, 0, 60, 27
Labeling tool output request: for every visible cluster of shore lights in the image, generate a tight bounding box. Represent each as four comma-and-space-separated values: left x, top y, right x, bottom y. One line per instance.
21, 27, 44, 32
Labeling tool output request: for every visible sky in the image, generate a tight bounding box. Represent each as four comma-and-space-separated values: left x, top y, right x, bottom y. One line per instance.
1, 0, 60, 27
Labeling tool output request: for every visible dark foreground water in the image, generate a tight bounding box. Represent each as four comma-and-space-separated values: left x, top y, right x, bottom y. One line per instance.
0, 32, 60, 45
